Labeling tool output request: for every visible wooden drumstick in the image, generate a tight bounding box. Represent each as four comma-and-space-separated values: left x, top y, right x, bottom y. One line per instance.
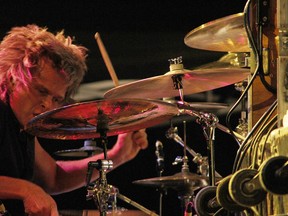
95, 32, 119, 87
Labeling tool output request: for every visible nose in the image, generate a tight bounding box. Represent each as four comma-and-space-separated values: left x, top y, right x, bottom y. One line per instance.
40, 96, 54, 112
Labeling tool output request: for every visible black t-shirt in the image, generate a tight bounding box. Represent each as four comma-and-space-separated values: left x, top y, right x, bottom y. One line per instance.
0, 100, 35, 215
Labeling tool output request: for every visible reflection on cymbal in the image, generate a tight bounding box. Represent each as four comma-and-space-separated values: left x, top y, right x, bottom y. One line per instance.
25, 98, 178, 140
133, 172, 209, 191
104, 66, 249, 99
184, 13, 249, 52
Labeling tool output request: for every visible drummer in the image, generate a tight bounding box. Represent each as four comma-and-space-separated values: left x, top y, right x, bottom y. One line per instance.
0, 25, 148, 216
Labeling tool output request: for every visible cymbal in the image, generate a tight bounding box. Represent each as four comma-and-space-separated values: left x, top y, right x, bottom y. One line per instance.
54, 147, 103, 157
133, 172, 209, 190
165, 100, 229, 112
55, 140, 102, 157
72, 79, 137, 101
104, 65, 249, 99
25, 98, 178, 140
184, 13, 249, 52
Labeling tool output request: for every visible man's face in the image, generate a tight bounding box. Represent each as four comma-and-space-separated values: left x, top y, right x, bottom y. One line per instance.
9, 59, 69, 127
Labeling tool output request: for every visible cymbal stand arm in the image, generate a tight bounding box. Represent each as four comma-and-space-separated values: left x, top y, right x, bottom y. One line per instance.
85, 111, 113, 215
235, 81, 248, 138
181, 120, 190, 173
178, 108, 219, 186
166, 126, 221, 178
203, 123, 217, 186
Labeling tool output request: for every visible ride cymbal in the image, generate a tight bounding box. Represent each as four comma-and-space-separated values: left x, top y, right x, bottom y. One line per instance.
104, 66, 249, 99
184, 13, 249, 52
25, 98, 178, 140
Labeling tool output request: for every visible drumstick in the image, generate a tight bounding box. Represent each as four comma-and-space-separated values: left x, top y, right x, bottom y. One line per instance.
95, 32, 119, 87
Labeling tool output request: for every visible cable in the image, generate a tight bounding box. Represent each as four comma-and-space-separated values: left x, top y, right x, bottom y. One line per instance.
232, 100, 277, 172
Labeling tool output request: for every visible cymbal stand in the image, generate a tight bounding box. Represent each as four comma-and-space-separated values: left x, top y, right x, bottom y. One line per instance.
177, 102, 219, 186
234, 81, 248, 139
166, 125, 222, 178
166, 121, 197, 215
85, 111, 113, 216
167, 56, 185, 102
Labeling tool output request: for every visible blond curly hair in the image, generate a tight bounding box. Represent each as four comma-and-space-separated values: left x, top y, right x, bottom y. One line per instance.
0, 24, 87, 103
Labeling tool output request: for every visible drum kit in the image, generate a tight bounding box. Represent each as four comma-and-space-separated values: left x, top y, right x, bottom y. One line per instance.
25, 12, 250, 216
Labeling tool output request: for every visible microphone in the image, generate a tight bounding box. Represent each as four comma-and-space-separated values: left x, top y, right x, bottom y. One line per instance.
155, 140, 165, 174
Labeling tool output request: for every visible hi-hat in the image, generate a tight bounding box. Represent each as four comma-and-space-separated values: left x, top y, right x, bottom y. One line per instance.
133, 172, 209, 191
54, 146, 103, 158
25, 98, 179, 140
184, 13, 249, 52
104, 65, 249, 99
54, 140, 103, 158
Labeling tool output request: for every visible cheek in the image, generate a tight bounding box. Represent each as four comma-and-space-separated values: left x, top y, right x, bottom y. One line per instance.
10, 88, 39, 125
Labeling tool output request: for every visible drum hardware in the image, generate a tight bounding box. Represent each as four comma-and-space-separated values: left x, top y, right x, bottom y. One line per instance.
155, 140, 164, 216
86, 183, 159, 216
167, 56, 185, 102
177, 101, 220, 186
166, 125, 222, 179
234, 80, 249, 138
85, 113, 114, 216
135, 120, 209, 215
163, 99, 229, 113
134, 171, 209, 215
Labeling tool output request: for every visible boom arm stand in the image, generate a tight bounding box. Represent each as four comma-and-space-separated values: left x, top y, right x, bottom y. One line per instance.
177, 102, 219, 186
85, 110, 113, 216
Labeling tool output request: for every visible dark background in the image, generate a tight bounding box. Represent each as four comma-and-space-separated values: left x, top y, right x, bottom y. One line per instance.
1, 0, 247, 215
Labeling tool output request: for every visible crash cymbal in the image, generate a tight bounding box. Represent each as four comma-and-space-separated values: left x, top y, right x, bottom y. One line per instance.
184, 13, 249, 52
104, 64, 249, 99
133, 172, 209, 190
192, 52, 249, 70
54, 140, 103, 158
25, 98, 178, 140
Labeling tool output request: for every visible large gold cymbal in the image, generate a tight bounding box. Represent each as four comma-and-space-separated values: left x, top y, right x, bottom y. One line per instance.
104, 65, 249, 99
184, 13, 249, 52
25, 98, 178, 140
